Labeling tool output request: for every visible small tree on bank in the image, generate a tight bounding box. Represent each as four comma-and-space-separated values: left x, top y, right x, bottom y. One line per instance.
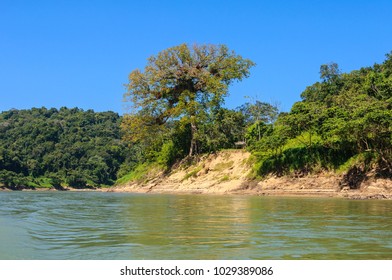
123, 43, 255, 156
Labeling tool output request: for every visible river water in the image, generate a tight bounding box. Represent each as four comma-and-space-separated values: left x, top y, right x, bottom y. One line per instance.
0, 191, 391, 259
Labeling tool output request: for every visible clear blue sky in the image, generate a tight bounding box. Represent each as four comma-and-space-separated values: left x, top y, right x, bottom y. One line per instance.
1, 0, 392, 114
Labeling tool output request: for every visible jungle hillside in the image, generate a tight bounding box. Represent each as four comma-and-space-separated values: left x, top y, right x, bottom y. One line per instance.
1, 44, 391, 190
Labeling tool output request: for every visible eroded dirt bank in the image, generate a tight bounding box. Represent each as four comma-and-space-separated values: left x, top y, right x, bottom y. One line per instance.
109, 150, 392, 199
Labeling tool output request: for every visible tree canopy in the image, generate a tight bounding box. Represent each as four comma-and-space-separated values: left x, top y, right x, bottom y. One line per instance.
123, 43, 255, 156
251, 52, 392, 184
0, 107, 131, 189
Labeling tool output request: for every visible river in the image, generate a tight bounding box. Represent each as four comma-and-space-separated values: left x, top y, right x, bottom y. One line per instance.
0, 191, 391, 259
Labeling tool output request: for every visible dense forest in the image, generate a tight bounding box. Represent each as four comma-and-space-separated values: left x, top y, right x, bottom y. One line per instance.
1, 45, 391, 190
0, 107, 133, 189
250, 53, 392, 187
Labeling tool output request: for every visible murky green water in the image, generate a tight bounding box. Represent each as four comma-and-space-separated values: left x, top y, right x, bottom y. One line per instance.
0, 192, 391, 259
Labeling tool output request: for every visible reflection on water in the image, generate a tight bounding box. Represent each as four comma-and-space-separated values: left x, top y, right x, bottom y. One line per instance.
0, 192, 391, 259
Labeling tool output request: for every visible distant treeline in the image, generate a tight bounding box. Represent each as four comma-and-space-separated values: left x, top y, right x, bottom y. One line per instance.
1, 50, 391, 189
0, 107, 134, 189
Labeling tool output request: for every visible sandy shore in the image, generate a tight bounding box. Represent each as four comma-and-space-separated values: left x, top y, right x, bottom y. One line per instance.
108, 150, 392, 200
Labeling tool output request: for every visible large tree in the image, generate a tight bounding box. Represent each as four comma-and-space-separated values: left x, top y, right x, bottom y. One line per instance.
123, 43, 255, 156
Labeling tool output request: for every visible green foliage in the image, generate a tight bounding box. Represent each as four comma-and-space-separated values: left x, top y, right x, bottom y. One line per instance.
198, 108, 247, 153
238, 100, 278, 125
182, 166, 203, 181
0, 170, 30, 189
123, 43, 254, 157
252, 52, 392, 178
245, 121, 273, 150
0, 107, 131, 189
116, 162, 162, 185
255, 145, 355, 177
157, 140, 177, 167
337, 152, 377, 174
218, 174, 230, 182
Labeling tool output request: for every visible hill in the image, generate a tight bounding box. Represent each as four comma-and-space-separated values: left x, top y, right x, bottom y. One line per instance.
0, 107, 129, 189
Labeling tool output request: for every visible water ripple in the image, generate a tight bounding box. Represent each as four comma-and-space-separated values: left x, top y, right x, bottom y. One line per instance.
1, 192, 391, 259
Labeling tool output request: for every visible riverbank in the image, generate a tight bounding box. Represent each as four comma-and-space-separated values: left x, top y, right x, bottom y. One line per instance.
0, 186, 99, 192
109, 150, 392, 199
2, 150, 391, 199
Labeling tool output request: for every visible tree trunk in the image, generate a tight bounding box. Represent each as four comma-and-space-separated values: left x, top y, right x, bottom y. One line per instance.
189, 120, 198, 157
